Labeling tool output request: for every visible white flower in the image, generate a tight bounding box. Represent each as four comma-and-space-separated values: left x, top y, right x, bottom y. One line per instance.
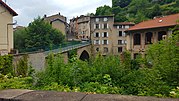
170, 91, 176, 95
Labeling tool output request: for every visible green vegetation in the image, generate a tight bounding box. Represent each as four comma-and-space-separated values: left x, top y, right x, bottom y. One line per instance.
14, 17, 65, 52
96, 0, 179, 23
0, 32, 179, 97
0, 55, 13, 75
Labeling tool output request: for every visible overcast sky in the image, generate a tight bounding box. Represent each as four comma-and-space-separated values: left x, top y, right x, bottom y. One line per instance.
5, 0, 111, 26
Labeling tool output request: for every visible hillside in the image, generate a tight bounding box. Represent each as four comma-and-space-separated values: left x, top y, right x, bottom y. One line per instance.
95, 0, 179, 23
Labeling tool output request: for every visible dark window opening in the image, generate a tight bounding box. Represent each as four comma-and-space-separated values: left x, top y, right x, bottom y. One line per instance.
96, 48, 99, 52
119, 31, 122, 36
96, 24, 99, 29
104, 32, 108, 37
104, 23, 108, 29
145, 32, 153, 44
134, 33, 141, 45
118, 47, 122, 53
103, 40, 108, 45
158, 31, 167, 41
118, 40, 122, 45
95, 32, 99, 37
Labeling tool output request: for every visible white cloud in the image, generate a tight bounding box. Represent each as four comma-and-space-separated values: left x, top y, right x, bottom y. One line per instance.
6, 0, 111, 26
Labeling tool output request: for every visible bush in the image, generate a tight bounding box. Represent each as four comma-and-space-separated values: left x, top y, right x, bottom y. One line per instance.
0, 75, 33, 90
0, 55, 13, 75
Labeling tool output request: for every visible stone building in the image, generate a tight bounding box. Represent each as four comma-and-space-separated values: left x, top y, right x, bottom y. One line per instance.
69, 15, 90, 40
112, 22, 135, 55
126, 13, 179, 59
90, 15, 134, 56
0, 0, 18, 55
44, 13, 67, 36
90, 15, 114, 56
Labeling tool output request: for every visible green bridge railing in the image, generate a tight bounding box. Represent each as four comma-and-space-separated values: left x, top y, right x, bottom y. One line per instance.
18, 41, 91, 55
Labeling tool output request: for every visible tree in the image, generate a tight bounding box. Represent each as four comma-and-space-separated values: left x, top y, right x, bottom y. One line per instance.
95, 5, 112, 16
114, 13, 128, 22
135, 11, 148, 23
128, 0, 150, 14
146, 33, 179, 87
14, 27, 28, 52
112, 0, 132, 8
147, 4, 162, 19
25, 17, 65, 50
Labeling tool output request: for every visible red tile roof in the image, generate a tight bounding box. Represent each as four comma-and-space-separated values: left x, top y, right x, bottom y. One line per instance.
114, 22, 135, 25
0, 0, 18, 16
127, 13, 179, 31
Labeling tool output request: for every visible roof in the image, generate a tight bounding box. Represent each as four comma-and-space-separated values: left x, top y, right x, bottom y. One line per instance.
114, 22, 135, 26
0, 0, 18, 16
127, 13, 179, 31
90, 15, 114, 18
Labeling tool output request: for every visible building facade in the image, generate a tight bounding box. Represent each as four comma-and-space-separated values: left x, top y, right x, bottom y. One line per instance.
69, 15, 90, 40
90, 16, 114, 56
0, 1, 18, 55
113, 22, 135, 55
44, 13, 67, 36
126, 13, 179, 59
90, 16, 134, 56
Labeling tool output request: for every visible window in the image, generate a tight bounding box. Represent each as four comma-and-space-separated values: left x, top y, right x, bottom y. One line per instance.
122, 32, 126, 36
158, 31, 167, 41
103, 32, 108, 37
103, 40, 108, 45
125, 40, 127, 44
118, 47, 123, 53
96, 48, 99, 52
122, 25, 125, 29
125, 25, 129, 28
81, 31, 85, 34
94, 40, 100, 45
134, 33, 141, 45
117, 25, 122, 29
94, 32, 100, 37
103, 23, 108, 29
118, 40, 124, 45
95, 24, 100, 29
104, 47, 108, 53
104, 18, 108, 21
145, 32, 153, 44
95, 18, 99, 22
119, 31, 122, 36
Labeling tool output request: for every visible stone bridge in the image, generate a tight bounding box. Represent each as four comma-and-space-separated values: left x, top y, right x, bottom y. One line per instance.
13, 42, 92, 71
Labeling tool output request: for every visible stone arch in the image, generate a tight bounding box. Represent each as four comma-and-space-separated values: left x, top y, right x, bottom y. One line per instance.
79, 50, 89, 61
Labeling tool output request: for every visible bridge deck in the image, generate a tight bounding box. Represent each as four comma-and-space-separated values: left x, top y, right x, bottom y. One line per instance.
44, 42, 91, 56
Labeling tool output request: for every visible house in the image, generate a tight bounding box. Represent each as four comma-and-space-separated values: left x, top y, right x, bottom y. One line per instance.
90, 15, 134, 56
43, 13, 67, 36
90, 15, 114, 56
69, 15, 90, 40
113, 22, 135, 55
126, 13, 179, 59
0, 0, 18, 55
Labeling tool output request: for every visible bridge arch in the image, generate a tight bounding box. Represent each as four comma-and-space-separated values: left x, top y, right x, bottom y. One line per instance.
79, 50, 90, 61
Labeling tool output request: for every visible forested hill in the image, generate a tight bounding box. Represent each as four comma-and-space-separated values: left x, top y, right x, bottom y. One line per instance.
95, 0, 179, 23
